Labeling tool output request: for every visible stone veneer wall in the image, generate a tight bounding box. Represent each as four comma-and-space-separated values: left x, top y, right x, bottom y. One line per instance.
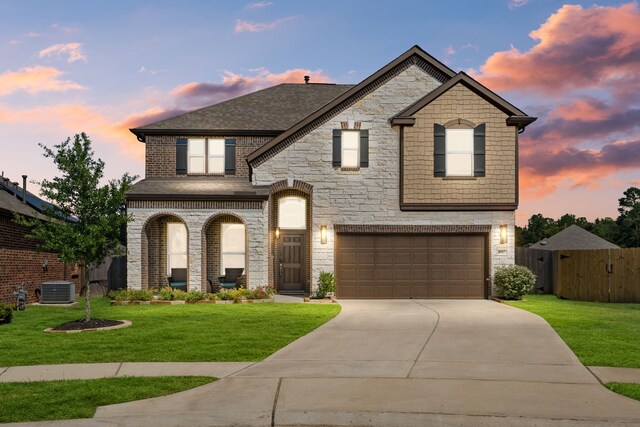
127, 207, 268, 291
145, 135, 270, 178
403, 84, 517, 204
253, 65, 516, 294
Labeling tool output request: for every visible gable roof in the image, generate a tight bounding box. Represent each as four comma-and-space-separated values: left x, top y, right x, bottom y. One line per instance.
391, 72, 536, 130
246, 45, 457, 167
130, 83, 354, 142
529, 225, 619, 250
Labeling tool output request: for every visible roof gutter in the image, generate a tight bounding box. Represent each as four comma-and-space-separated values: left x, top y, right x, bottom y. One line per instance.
130, 128, 284, 143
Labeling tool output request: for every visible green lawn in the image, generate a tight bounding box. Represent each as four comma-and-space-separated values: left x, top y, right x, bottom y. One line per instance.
504, 295, 640, 368
0, 298, 340, 365
606, 383, 640, 401
0, 376, 215, 423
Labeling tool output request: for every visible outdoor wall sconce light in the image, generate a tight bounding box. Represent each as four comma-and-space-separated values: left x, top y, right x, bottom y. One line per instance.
320, 225, 327, 244
275, 227, 280, 240
499, 224, 508, 244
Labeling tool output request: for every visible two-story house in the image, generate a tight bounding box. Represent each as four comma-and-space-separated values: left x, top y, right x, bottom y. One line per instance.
126, 45, 535, 299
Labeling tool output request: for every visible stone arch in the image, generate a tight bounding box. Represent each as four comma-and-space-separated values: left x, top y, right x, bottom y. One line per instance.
201, 212, 249, 292
141, 212, 189, 290
269, 180, 313, 293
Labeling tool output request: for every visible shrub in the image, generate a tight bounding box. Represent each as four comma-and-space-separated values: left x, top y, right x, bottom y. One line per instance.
316, 272, 336, 298
106, 289, 129, 301
0, 304, 14, 324
493, 265, 536, 300
206, 293, 219, 301
127, 289, 153, 302
246, 287, 272, 300
185, 290, 205, 302
171, 289, 189, 301
158, 287, 174, 301
217, 288, 245, 302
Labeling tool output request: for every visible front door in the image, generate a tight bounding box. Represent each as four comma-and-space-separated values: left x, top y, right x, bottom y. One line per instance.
278, 231, 305, 292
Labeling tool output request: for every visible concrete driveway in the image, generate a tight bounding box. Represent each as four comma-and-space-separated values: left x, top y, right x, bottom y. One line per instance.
75, 300, 640, 426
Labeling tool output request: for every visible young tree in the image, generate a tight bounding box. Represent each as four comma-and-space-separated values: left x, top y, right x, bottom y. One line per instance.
16, 133, 136, 321
617, 187, 640, 247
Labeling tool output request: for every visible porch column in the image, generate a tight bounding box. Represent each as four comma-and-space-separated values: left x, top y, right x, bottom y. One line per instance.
186, 216, 203, 292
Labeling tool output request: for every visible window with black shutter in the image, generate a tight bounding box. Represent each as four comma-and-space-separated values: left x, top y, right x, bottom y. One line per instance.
332, 128, 369, 168
434, 122, 486, 177
181, 137, 236, 175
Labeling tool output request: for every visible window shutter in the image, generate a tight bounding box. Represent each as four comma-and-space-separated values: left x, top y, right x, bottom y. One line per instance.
434, 124, 446, 177
474, 124, 486, 177
224, 138, 236, 175
359, 129, 369, 168
332, 129, 341, 167
176, 138, 188, 174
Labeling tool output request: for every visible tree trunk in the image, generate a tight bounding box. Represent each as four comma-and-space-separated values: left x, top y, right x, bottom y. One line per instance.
84, 264, 91, 322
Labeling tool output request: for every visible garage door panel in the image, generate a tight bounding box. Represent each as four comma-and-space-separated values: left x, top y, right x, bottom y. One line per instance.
336, 233, 486, 299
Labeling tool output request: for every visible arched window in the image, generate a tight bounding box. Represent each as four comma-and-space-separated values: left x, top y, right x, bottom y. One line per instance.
278, 196, 306, 230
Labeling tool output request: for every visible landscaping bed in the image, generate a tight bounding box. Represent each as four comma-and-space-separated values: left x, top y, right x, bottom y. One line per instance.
0, 297, 341, 365
107, 287, 274, 305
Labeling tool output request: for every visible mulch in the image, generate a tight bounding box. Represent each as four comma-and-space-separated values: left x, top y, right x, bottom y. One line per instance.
51, 319, 124, 331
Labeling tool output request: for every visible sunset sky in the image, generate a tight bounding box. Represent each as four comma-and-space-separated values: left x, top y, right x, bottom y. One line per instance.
1, 0, 639, 225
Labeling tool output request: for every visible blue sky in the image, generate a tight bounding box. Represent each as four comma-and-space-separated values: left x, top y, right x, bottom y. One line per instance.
1, 0, 638, 225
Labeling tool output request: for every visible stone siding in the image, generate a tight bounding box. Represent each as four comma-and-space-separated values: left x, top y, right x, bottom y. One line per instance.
253, 65, 516, 294
127, 207, 268, 291
403, 84, 517, 205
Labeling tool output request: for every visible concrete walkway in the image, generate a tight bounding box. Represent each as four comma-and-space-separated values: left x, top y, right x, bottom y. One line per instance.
5, 300, 640, 426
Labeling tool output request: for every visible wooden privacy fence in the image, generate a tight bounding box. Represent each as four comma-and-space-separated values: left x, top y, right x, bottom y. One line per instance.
556, 248, 640, 303
515, 248, 556, 294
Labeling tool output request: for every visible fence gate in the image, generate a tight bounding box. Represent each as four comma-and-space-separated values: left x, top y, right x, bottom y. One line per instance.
556, 248, 640, 303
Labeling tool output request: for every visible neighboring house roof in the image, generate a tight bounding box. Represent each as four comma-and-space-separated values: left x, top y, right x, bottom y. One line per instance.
529, 225, 619, 250
246, 45, 457, 167
391, 72, 536, 130
130, 83, 354, 142
0, 177, 53, 219
126, 177, 270, 201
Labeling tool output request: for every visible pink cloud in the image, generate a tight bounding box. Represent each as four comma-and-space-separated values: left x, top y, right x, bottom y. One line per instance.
169, 67, 330, 109
476, 3, 640, 96
39, 43, 87, 63
0, 104, 143, 161
235, 16, 298, 32
0, 66, 85, 96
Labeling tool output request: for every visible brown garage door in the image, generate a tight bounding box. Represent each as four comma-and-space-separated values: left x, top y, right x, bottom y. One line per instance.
336, 234, 486, 299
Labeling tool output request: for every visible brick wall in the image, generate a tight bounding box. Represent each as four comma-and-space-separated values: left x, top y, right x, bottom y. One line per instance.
145, 135, 271, 178
0, 216, 80, 304
402, 84, 517, 205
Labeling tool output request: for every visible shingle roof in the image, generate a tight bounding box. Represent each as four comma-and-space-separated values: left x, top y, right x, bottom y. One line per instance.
0, 178, 53, 219
131, 83, 354, 140
529, 225, 619, 250
126, 178, 270, 201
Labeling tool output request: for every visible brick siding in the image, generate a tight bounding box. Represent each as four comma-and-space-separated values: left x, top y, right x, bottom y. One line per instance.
145, 135, 271, 178
0, 216, 80, 304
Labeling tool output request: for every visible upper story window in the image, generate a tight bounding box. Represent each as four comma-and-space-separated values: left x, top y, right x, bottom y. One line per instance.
188, 138, 225, 174
332, 125, 369, 169
176, 137, 236, 175
434, 122, 485, 178
445, 129, 473, 176
341, 130, 360, 168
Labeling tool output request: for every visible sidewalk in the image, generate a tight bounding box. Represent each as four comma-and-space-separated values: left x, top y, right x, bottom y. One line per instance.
0, 362, 254, 382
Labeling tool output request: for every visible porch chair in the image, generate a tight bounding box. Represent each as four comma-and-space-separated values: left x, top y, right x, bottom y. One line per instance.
167, 268, 187, 291
217, 268, 245, 289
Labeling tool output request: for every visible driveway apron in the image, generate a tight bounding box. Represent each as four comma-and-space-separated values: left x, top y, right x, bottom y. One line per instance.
82, 300, 640, 426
